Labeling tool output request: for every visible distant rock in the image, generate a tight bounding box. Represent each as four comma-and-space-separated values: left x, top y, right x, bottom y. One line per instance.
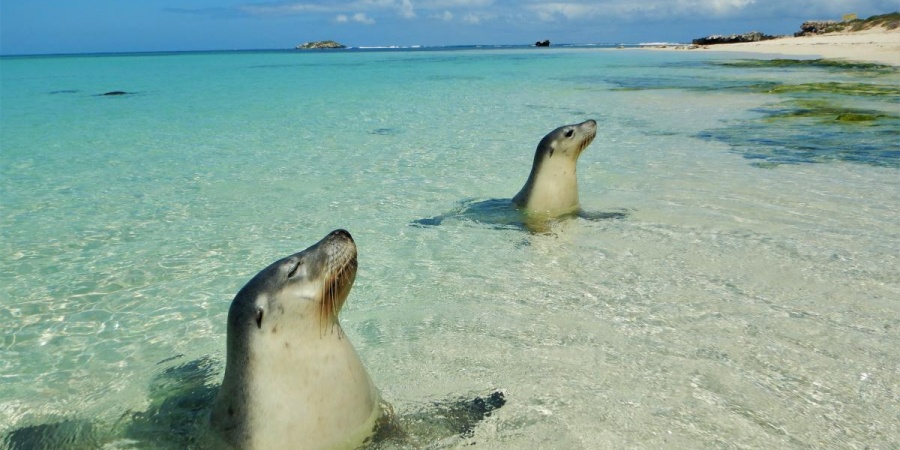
795, 21, 840, 36
692, 31, 777, 46
535, 40, 550, 47
295, 40, 346, 50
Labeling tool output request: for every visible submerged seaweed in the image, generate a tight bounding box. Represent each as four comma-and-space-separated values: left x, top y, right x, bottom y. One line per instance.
609, 77, 899, 98
759, 82, 900, 97
715, 58, 897, 72
605, 76, 776, 92
760, 99, 898, 123
604, 55, 900, 167
700, 99, 900, 167
607, 55, 898, 96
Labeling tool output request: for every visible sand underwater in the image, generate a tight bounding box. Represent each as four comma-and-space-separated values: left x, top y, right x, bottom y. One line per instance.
1, 46, 899, 448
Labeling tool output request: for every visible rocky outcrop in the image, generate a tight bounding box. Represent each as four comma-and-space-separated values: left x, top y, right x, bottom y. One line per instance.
794, 21, 840, 36
688, 13, 899, 46
295, 41, 346, 50
535, 40, 550, 47
692, 31, 777, 46
794, 13, 900, 36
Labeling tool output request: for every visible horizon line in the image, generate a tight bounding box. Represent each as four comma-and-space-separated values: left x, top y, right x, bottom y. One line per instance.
0, 41, 690, 58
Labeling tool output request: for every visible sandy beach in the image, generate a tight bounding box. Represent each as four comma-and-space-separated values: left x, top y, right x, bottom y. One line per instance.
651, 27, 900, 66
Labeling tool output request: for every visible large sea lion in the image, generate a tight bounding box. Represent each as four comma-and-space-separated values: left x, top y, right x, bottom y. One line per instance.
512, 119, 597, 217
2, 229, 506, 448
209, 229, 383, 450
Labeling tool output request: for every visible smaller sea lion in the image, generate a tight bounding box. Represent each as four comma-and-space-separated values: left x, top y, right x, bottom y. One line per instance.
512, 119, 597, 217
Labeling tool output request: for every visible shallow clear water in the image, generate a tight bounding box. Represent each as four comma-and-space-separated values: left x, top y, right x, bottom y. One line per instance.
1, 48, 899, 448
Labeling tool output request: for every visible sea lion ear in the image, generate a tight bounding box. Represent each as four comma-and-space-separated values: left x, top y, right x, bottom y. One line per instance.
255, 307, 264, 328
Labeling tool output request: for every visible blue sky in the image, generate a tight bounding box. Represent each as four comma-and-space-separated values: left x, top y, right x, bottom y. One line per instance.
1, 0, 896, 55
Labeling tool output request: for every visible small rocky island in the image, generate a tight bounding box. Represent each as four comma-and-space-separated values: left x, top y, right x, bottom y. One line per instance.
295, 40, 346, 50
692, 31, 776, 46
535, 40, 550, 47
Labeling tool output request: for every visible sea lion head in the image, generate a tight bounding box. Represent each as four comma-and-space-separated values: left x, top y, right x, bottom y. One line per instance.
534, 119, 597, 162
227, 229, 357, 341
512, 119, 598, 216
211, 229, 378, 450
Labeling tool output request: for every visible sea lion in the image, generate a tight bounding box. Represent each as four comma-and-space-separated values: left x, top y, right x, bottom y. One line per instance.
2, 230, 506, 448
411, 119, 621, 232
209, 229, 383, 450
512, 119, 597, 217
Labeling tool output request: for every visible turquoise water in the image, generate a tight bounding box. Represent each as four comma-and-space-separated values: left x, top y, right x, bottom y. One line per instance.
1, 47, 899, 448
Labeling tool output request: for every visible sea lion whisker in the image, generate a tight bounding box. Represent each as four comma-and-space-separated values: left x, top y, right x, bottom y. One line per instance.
320, 273, 335, 331
319, 262, 351, 336
330, 269, 343, 337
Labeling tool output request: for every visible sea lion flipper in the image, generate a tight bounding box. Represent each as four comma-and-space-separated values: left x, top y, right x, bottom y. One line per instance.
379, 389, 507, 446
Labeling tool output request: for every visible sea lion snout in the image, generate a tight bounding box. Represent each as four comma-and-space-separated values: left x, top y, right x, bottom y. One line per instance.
579, 120, 597, 151
320, 229, 357, 270
328, 229, 354, 242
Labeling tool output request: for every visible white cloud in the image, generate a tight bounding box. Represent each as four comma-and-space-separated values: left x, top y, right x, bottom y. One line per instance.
462, 12, 497, 23
526, 3, 595, 21
399, 0, 417, 18
419, 0, 495, 6
430, 11, 455, 20
238, 0, 419, 18
353, 12, 377, 23
699, 0, 758, 15
222, 0, 899, 25
462, 13, 481, 23
238, 3, 333, 15
333, 12, 376, 23
525, 0, 763, 22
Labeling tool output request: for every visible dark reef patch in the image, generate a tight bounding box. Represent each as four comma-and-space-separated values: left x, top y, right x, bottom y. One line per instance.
98, 91, 130, 96
714, 58, 897, 73
758, 82, 900, 97
699, 99, 900, 167
597, 57, 900, 167
370, 128, 401, 136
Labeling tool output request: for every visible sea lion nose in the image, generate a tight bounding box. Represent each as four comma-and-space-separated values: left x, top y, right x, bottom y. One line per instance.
330, 229, 354, 241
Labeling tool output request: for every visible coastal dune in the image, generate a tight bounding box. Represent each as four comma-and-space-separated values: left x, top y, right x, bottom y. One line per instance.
644, 12, 900, 67
697, 27, 900, 66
